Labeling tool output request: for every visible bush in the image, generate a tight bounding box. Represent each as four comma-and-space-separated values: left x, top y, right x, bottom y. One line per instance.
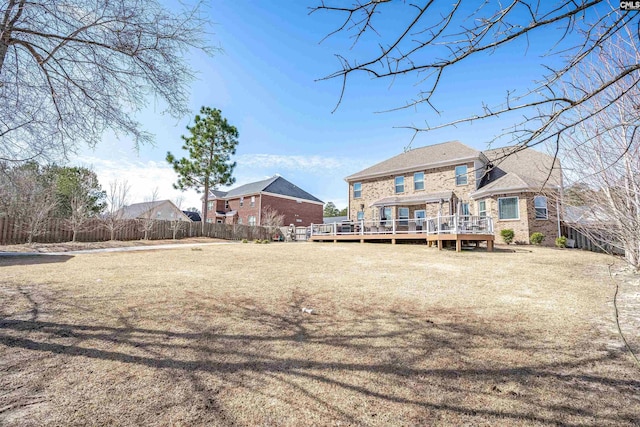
555, 236, 567, 248
530, 232, 545, 245
241, 239, 248, 243
500, 229, 515, 245
254, 239, 262, 244
262, 239, 270, 244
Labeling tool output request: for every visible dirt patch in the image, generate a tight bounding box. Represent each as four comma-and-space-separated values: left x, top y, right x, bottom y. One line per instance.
0, 237, 226, 253
1, 243, 639, 426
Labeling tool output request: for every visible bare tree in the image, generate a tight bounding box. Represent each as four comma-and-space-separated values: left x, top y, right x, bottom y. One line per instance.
65, 172, 102, 242
261, 206, 285, 240
139, 187, 159, 240
102, 179, 130, 241
0, 0, 212, 163
0, 162, 57, 243
311, 1, 640, 154
558, 29, 640, 269
169, 195, 186, 240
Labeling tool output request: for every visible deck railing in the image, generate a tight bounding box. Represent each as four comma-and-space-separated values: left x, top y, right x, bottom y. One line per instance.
310, 215, 493, 237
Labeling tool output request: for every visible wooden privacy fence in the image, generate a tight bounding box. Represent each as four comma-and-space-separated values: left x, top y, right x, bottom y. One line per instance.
0, 217, 271, 245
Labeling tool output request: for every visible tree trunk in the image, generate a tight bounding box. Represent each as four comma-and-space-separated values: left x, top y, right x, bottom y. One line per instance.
202, 180, 209, 234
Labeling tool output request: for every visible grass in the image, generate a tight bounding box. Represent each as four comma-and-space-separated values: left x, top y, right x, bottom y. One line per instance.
1, 242, 639, 426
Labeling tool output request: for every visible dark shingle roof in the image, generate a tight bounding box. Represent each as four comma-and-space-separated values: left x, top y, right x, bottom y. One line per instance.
208, 176, 322, 203
182, 210, 201, 222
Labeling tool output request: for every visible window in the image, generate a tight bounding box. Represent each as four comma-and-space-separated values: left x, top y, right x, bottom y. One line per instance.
382, 207, 392, 225
478, 200, 487, 218
240, 197, 244, 207
156, 211, 162, 218
296, 219, 302, 223
395, 176, 405, 193
250, 196, 255, 207
248, 215, 256, 226
357, 211, 364, 221
238, 218, 243, 224
398, 207, 409, 226
353, 182, 362, 198
414, 172, 424, 191
415, 210, 426, 227
216, 219, 223, 224
534, 196, 548, 219
207, 201, 214, 210
455, 165, 468, 186
206, 218, 213, 223
460, 202, 470, 216
296, 199, 302, 204
224, 200, 229, 209
498, 197, 519, 220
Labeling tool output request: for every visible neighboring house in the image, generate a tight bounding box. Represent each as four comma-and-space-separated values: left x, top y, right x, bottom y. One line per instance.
323, 216, 349, 224
118, 200, 192, 222
204, 175, 323, 227
182, 210, 202, 222
345, 141, 562, 245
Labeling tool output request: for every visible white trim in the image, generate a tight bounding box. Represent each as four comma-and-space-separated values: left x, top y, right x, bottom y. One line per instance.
497, 196, 520, 220
260, 191, 324, 205
534, 195, 548, 220
471, 184, 561, 199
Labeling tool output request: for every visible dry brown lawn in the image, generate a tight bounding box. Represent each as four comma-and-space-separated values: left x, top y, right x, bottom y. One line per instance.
1, 242, 639, 426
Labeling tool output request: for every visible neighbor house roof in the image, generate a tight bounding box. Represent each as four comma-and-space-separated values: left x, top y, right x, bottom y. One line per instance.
471, 147, 562, 198
345, 141, 484, 182
182, 210, 201, 222
208, 176, 323, 203
119, 200, 165, 219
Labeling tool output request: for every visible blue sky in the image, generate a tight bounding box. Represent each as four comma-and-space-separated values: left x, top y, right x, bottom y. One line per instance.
75, 0, 592, 211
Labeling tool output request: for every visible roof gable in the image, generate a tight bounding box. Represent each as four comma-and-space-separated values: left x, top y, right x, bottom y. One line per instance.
208, 175, 323, 203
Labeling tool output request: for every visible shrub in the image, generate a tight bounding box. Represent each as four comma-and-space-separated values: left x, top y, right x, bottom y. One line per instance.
241, 239, 248, 243
555, 236, 567, 248
500, 229, 515, 245
254, 239, 262, 244
530, 232, 545, 245
262, 239, 270, 244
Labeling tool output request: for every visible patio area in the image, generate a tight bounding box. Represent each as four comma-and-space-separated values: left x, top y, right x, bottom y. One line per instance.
309, 215, 495, 251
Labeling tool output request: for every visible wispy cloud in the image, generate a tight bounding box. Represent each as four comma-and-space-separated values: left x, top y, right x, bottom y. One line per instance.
236, 154, 345, 172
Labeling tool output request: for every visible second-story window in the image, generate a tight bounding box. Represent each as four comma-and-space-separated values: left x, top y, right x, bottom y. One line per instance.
414, 172, 424, 191
455, 165, 468, 186
207, 201, 214, 210
395, 176, 405, 193
250, 196, 255, 207
353, 182, 362, 198
240, 197, 244, 207
224, 200, 229, 209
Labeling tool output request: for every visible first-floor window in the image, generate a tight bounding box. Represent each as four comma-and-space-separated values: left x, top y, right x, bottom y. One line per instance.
357, 211, 364, 221
478, 200, 487, 218
382, 207, 392, 225
216, 219, 223, 224
534, 196, 548, 219
238, 218, 243, 225
398, 207, 409, 226
498, 197, 519, 220
206, 218, 213, 223
460, 202, 470, 216
248, 215, 256, 226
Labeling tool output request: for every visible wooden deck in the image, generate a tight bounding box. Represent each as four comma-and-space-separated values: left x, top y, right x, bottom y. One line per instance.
308, 232, 494, 252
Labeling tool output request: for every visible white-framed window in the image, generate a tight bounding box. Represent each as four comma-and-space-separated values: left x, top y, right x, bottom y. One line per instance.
357, 211, 364, 221
296, 219, 302, 223
248, 215, 256, 226
207, 201, 214, 210
534, 196, 548, 219
224, 200, 229, 209
353, 182, 362, 198
478, 200, 487, 218
414, 172, 424, 191
395, 176, 405, 193
398, 207, 409, 226
382, 207, 392, 225
414, 210, 426, 227
455, 165, 468, 186
498, 197, 519, 220
238, 218, 243, 224
460, 202, 470, 216
250, 196, 255, 207
240, 197, 244, 207
206, 218, 213, 223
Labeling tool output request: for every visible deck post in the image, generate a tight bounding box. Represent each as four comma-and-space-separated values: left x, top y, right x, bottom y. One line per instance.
487, 239, 494, 252
310, 224, 314, 238
333, 222, 337, 235
456, 238, 462, 252
392, 218, 396, 234
360, 220, 364, 235
438, 240, 442, 250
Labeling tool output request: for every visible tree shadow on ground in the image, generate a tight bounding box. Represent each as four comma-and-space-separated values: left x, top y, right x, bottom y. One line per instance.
1, 287, 639, 426
0, 253, 73, 266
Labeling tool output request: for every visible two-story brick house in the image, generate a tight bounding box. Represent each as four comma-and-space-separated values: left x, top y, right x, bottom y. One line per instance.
204, 175, 323, 227
345, 141, 562, 245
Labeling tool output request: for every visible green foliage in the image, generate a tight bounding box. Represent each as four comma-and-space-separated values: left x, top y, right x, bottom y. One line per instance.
323, 202, 340, 217
167, 107, 239, 229
46, 166, 106, 218
242, 239, 248, 243
261, 239, 270, 244
530, 232, 545, 245
254, 239, 262, 244
500, 229, 515, 245
555, 236, 567, 248
339, 207, 348, 216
